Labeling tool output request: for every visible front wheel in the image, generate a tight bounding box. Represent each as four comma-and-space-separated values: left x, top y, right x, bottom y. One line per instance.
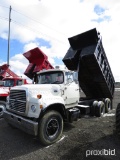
38, 110, 63, 146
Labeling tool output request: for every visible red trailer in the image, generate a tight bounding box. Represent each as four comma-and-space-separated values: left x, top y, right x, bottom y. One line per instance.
0, 64, 19, 80
0, 64, 28, 118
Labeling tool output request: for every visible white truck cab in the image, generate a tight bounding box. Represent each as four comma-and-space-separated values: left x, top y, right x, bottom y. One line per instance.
4, 69, 80, 145
36, 69, 79, 107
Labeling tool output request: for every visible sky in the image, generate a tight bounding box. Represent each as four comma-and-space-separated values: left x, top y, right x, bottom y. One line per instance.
0, 0, 120, 82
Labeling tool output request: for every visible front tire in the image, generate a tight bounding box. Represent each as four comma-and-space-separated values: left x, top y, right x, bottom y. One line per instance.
38, 110, 63, 146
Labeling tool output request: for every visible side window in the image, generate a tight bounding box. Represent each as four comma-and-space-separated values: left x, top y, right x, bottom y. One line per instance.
65, 72, 73, 83
73, 72, 78, 83
65, 72, 78, 83
4, 80, 14, 87
16, 80, 22, 86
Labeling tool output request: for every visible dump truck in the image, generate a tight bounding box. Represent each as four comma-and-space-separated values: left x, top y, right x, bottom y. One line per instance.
0, 64, 28, 118
3, 28, 115, 145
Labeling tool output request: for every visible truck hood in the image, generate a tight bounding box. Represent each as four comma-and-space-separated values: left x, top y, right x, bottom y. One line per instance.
0, 87, 10, 96
12, 84, 62, 97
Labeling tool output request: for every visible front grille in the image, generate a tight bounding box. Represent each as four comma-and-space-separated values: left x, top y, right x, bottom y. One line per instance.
9, 90, 27, 113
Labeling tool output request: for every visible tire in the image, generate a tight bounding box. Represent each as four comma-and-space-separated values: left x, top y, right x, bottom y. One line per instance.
0, 101, 6, 118
95, 101, 105, 117
90, 101, 98, 116
116, 103, 120, 134
105, 98, 111, 113
38, 110, 63, 146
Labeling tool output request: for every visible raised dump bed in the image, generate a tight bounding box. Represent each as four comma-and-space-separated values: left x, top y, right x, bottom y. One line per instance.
63, 28, 115, 99
0, 64, 19, 80
23, 47, 54, 79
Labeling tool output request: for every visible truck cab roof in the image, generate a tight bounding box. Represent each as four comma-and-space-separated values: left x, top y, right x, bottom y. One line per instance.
3, 77, 23, 80
36, 68, 69, 74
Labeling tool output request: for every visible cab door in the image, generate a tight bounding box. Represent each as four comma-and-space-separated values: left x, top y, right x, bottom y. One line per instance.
63, 71, 79, 105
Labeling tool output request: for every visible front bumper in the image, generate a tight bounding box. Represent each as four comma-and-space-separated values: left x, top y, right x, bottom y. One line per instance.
3, 110, 38, 136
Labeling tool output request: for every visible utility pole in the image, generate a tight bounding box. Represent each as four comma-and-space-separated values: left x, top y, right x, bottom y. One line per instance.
7, 5, 12, 66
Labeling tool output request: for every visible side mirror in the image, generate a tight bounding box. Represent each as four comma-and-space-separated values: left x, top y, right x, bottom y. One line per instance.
18, 81, 22, 86
66, 78, 72, 84
74, 79, 78, 84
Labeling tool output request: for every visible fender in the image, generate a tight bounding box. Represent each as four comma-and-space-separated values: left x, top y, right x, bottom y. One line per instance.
40, 103, 67, 120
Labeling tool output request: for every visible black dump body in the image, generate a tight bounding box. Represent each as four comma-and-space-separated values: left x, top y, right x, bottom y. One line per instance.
63, 28, 115, 99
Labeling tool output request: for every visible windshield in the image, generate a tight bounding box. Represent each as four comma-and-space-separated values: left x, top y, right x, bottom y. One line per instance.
4, 79, 14, 87
37, 71, 64, 84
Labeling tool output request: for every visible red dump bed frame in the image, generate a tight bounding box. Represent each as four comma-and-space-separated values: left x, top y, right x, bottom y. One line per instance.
23, 47, 54, 79
0, 64, 19, 80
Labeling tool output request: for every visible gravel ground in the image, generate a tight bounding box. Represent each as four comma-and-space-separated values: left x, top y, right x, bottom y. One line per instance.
0, 89, 120, 160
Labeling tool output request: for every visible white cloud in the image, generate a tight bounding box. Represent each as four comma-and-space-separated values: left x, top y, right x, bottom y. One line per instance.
23, 42, 39, 52
23, 42, 56, 65
10, 54, 30, 79
0, 0, 120, 81
0, 53, 31, 82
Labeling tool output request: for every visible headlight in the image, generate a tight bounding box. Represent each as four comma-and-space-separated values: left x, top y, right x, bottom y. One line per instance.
31, 105, 36, 112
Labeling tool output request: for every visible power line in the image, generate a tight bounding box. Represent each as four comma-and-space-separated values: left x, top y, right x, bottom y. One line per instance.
12, 9, 68, 37
11, 19, 68, 45
0, 4, 68, 38
0, 4, 68, 45
0, 4, 9, 21
0, 14, 67, 45
0, 16, 9, 21
0, 4, 9, 9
